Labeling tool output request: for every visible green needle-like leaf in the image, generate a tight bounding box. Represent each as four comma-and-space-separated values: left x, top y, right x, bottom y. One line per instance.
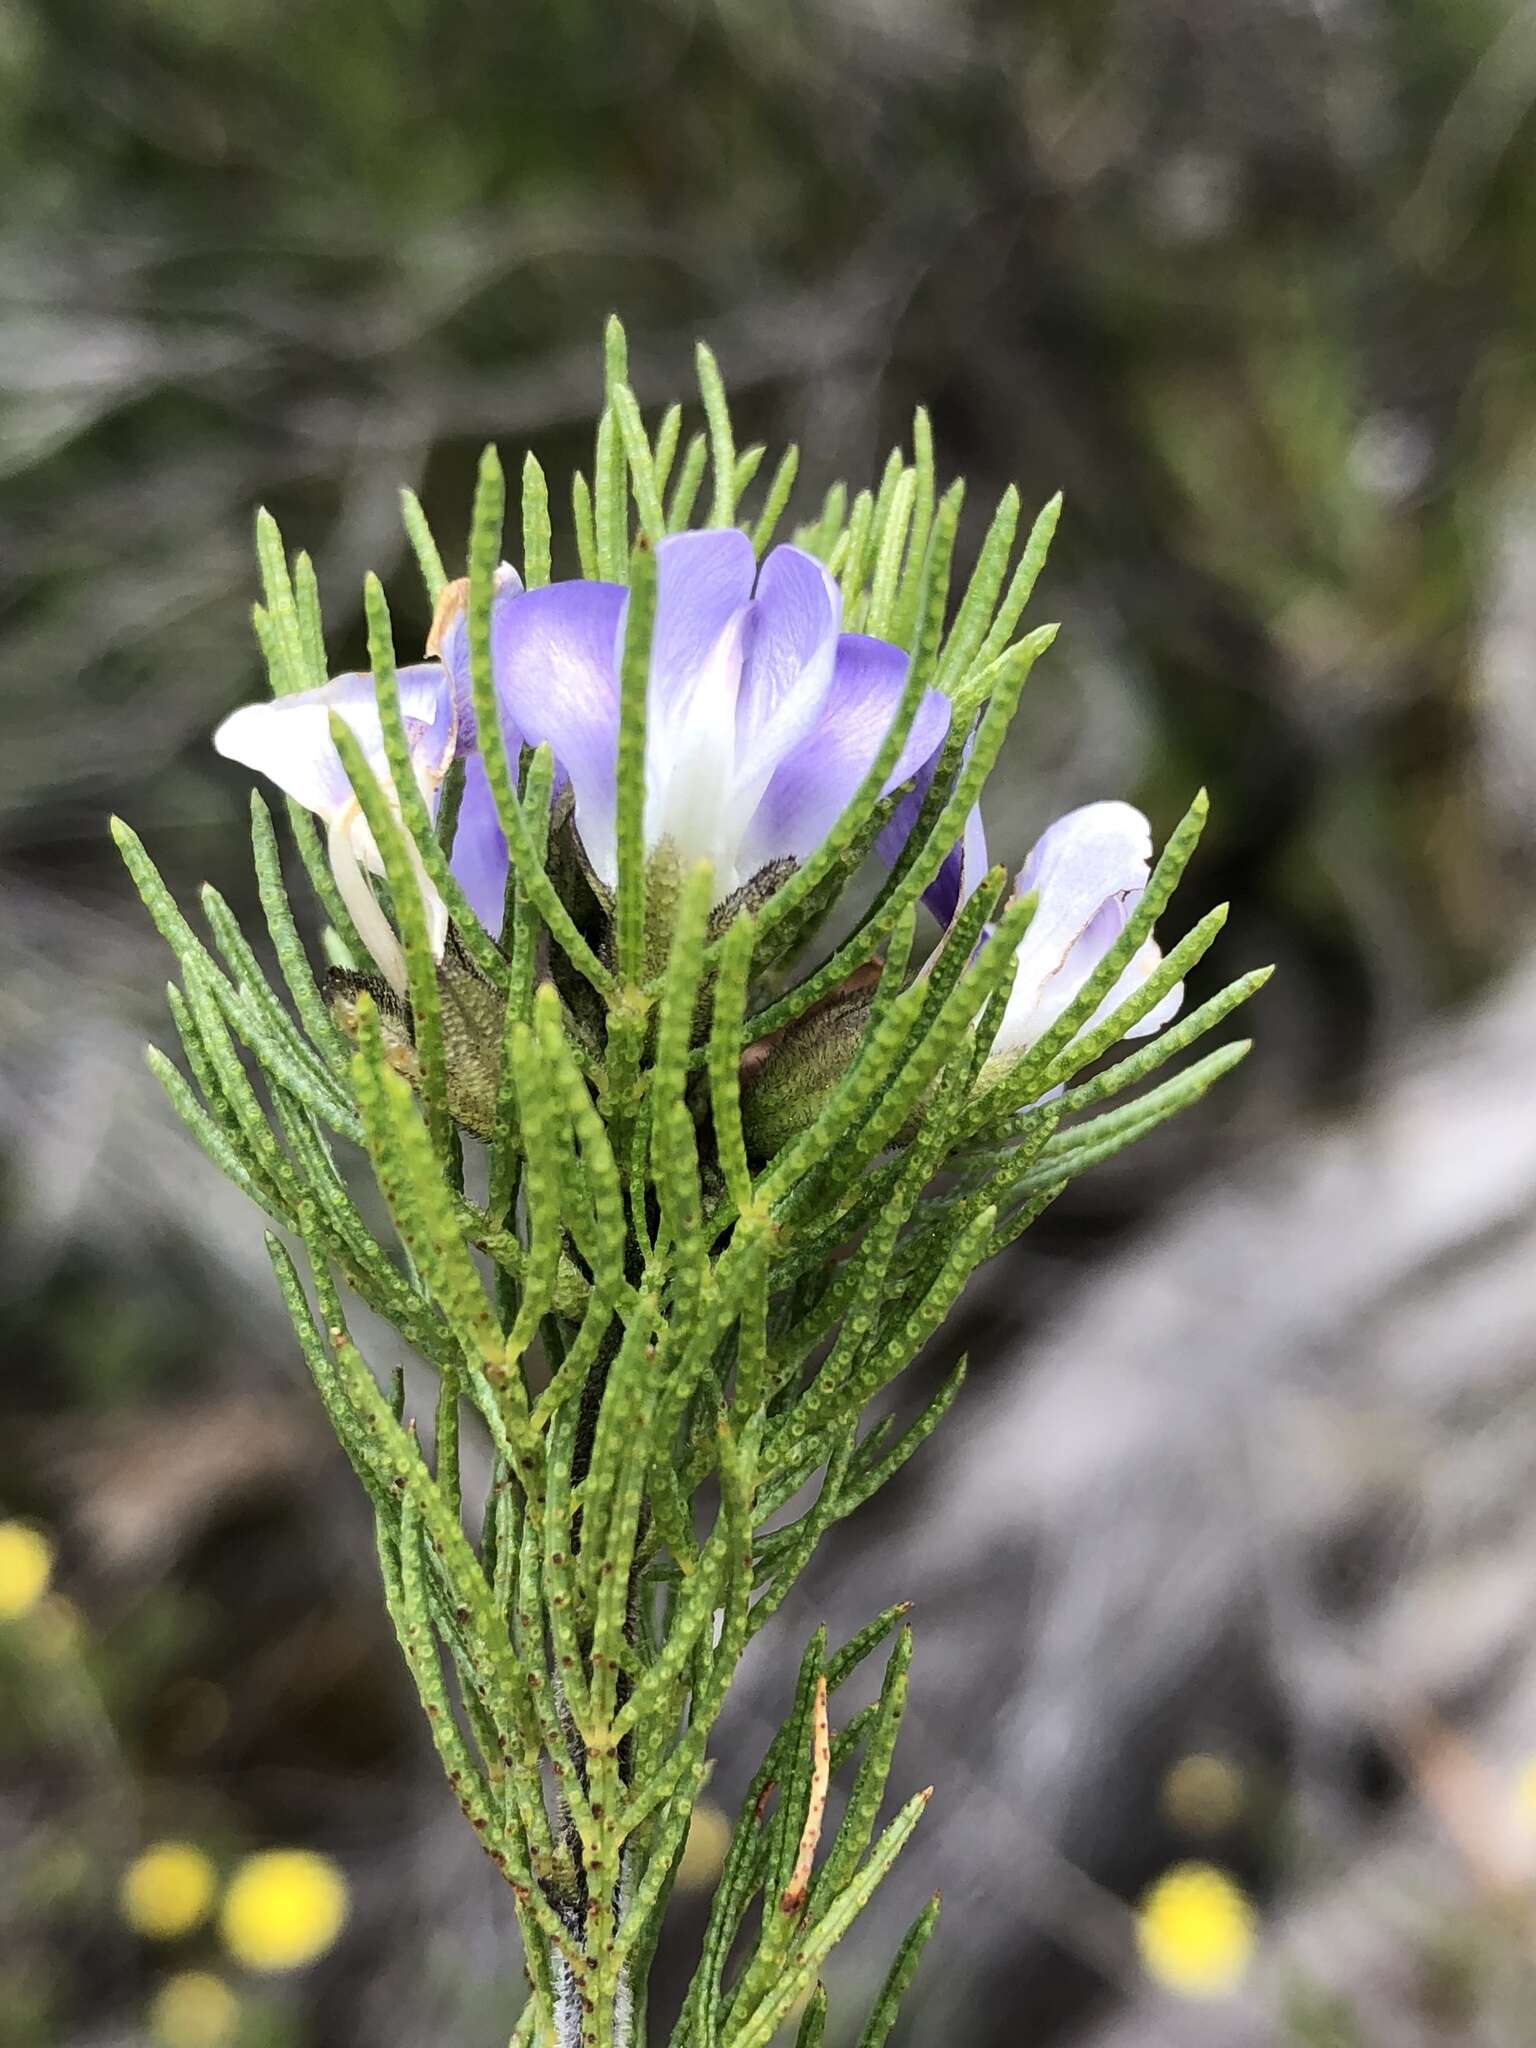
520, 452, 553, 589
974, 490, 1061, 671
749, 447, 799, 556
249, 793, 348, 1064
934, 484, 1019, 696
667, 431, 709, 532
855, 1894, 941, 2048
707, 910, 757, 1219
612, 382, 668, 547
795, 1987, 829, 2048
1053, 965, 1273, 1120
327, 712, 452, 1157
595, 405, 628, 583
863, 467, 916, 643
725, 1788, 931, 2048
889, 409, 936, 651
697, 342, 737, 527
253, 507, 308, 696
615, 546, 658, 986
399, 488, 448, 601
292, 551, 327, 686
834, 489, 874, 609
653, 403, 683, 502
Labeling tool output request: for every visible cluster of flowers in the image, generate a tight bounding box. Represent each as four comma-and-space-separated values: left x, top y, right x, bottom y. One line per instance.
216, 529, 1179, 1073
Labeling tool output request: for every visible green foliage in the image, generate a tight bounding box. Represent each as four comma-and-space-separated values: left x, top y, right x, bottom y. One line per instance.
116, 322, 1263, 2048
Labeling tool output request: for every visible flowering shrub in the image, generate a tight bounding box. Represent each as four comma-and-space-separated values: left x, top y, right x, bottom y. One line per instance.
116, 321, 1265, 2048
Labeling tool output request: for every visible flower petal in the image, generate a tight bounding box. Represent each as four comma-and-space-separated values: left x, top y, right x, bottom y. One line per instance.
633, 531, 757, 878
490, 579, 627, 884
434, 565, 524, 749
996, 800, 1160, 1053
1011, 800, 1153, 987
742, 633, 951, 870
213, 666, 454, 823
644, 612, 750, 877
876, 739, 989, 928
645, 529, 757, 745
733, 545, 841, 797
450, 752, 510, 938
929, 797, 989, 928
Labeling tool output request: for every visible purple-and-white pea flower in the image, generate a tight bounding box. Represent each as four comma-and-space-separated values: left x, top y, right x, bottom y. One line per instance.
214, 574, 518, 987
992, 799, 1182, 1058
486, 531, 951, 903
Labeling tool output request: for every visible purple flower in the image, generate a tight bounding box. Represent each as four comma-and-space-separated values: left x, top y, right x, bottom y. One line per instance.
488, 531, 951, 901
992, 800, 1182, 1058
214, 572, 518, 982
877, 740, 989, 927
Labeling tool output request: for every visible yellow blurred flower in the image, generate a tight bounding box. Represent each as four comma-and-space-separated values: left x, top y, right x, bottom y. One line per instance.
147, 1969, 241, 2047
1515, 1757, 1536, 1825
1135, 1861, 1256, 1998
220, 1849, 348, 1972
0, 1521, 53, 1622
675, 1802, 731, 1892
1161, 1752, 1245, 1836
121, 1843, 218, 1940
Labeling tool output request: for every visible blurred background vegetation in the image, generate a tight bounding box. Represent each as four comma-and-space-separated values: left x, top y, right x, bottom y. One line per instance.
5, 1, 1536, 2043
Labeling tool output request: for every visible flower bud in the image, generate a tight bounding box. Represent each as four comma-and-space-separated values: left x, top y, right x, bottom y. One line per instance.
326, 932, 503, 1140
738, 965, 879, 1162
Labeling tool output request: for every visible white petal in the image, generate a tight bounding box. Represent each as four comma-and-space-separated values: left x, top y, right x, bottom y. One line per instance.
213, 668, 455, 824
644, 609, 749, 887
996, 803, 1155, 1048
